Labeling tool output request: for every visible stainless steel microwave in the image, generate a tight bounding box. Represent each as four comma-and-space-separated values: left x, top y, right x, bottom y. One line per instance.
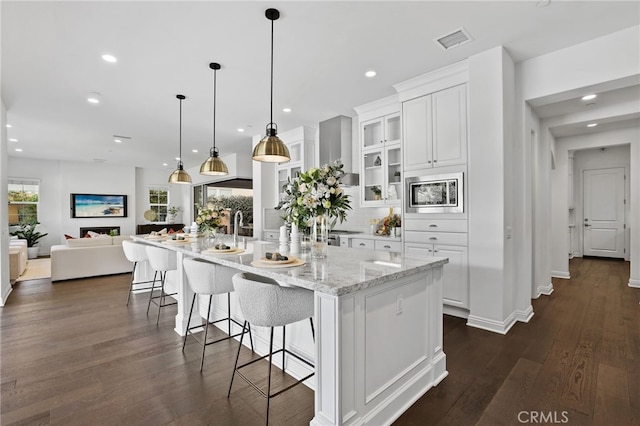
405, 172, 464, 214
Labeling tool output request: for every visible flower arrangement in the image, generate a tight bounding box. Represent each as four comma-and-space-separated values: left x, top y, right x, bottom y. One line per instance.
195, 203, 226, 233
277, 160, 352, 229
377, 209, 402, 236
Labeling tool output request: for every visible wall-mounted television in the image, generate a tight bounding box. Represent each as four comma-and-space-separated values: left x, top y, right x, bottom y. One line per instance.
70, 193, 128, 218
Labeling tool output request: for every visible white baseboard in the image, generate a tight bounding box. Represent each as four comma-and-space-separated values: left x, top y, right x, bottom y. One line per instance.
514, 305, 534, 323
443, 304, 469, 319
0, 286, 12, 306
535, 282, 554, 298
467, 312, 517, 335
629, 278, 640, 288
551, 270, 570, 279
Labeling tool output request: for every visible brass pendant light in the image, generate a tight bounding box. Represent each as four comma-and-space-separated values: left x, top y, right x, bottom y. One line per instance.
200, 62, 229, 176
168, 94, 192, 184
252, 8, 290, 163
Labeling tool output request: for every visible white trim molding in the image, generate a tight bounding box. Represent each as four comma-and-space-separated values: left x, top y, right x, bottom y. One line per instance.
551, 270, 570, 279
514, 305, 534, 323
467, 312, 517, 335
535, 282, 554, 298
629, 278, 640, 288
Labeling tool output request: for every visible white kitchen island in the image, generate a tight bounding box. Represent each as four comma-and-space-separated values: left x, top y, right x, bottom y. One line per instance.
132, 236, 448, 426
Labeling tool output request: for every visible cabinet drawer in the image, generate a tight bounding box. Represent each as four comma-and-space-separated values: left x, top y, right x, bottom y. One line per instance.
404, 230, 467, 246
263, 231, 279, 242
351, 238, 374, 250
374, 240, 402, 253
404, 218, 467, 233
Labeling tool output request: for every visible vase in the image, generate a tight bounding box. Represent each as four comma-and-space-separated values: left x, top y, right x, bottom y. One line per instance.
311, 215, 329, 258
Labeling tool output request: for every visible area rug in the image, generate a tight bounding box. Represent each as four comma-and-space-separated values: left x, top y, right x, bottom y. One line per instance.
16, 258, 51, 282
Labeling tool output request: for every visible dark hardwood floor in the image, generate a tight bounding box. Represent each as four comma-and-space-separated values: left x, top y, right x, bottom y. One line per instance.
1, 257, 637, 425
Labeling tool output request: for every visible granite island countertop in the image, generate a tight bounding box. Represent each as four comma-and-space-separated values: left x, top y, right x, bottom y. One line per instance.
133, 235, 447, 297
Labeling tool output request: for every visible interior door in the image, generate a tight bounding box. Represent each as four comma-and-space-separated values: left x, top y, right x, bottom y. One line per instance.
583, 167, 625, 258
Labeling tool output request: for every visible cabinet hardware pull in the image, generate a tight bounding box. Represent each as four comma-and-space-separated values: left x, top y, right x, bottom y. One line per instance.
434, 250, 438, 253
433, 160, 437, 163
429, 237, 437, 241
429, 224, 438, 228
384, 245, 391, 249
427, 160, 432, 164
359, 243, 365, 246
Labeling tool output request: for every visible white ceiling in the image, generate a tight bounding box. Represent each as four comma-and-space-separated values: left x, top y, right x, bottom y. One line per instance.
3, 1, 639, 172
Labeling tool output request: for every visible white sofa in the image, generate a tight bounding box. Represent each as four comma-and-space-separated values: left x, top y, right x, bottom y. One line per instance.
50, 235, 133, 281
9, 239, 28, 281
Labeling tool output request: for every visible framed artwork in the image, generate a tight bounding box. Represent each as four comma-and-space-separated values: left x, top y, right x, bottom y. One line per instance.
70, 193, 128, 218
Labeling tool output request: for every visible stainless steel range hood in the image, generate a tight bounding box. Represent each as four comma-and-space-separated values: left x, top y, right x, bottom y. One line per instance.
319, 115, 359, 186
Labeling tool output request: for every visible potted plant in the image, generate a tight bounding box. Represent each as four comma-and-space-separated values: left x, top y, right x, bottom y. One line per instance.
167, 206, 182, 224
10, 222, 48, 259
371, 186, 382, 200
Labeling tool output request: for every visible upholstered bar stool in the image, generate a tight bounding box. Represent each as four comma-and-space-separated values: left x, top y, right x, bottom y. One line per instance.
228, 272, 315, 425
182, 257, 253, 371
145, 245, 178, 325
122, 240, 156, 306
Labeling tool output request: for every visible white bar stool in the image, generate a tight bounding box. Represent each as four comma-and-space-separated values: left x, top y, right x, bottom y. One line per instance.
121, 240, 155, 306
182, 257, 253, 371
145, 245, 178, 325
228, 272, 315, 425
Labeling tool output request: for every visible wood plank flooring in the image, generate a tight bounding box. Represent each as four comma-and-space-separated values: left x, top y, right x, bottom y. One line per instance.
1, 257, 637, 425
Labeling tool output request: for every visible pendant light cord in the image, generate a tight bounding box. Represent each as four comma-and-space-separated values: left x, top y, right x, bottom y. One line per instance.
270, 16, 274, 128
213, 67, 217, 153
179, 97, 183, 163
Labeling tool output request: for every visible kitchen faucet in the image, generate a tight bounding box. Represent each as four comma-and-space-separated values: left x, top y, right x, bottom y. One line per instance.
233, 210, 243, 247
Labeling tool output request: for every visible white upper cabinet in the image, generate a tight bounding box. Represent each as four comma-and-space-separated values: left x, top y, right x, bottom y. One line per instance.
362, 113, 401, 148
403, 84, 467, 171
275, 126, 316, 205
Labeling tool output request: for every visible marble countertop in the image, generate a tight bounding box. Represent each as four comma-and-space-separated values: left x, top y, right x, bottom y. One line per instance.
133, 235, 447, 297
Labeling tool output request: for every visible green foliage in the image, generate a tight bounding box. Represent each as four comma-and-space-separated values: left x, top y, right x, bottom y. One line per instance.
209, 195, 253, 225
8, 190, 39, 202
10, 222, 48, 247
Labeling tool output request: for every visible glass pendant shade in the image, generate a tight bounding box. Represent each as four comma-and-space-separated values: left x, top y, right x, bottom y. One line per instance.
200, 148, 229, 175
200, 62, 229, 176
253, 8, 291, 163
169, 94, 192, 184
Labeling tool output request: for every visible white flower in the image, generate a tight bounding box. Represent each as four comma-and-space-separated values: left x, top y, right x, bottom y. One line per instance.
327, 176, 337, 186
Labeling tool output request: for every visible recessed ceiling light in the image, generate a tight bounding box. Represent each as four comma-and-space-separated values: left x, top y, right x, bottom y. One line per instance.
283, 108, 292, 113
114, 139, 122, 143
6, 124, 12, 128
587, 123, 598, 127
15, 148, 23, 152
175, 157, 181, 161
162, 163, 168, 167
102, 54, 117, 63
582, 94, 597, 101
9, 138, 18, 142
87, 92, 102, 104
365, 70, 377, 78
237, 128, 245, 132
536, 0, 551, 7
192, 149, 198, 153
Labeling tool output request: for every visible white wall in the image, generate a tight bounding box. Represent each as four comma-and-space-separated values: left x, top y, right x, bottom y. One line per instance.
1, 98, 11, 305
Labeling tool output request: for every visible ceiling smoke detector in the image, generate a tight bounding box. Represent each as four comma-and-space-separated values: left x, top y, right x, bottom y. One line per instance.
435, 27, 473, 50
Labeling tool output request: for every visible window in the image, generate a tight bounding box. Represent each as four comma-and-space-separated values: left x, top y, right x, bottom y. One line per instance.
8, 178, 40, 225
148, 186, 169, 222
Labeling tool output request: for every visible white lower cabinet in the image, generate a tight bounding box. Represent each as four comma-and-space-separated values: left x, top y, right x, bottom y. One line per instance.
405, 242, 468, 310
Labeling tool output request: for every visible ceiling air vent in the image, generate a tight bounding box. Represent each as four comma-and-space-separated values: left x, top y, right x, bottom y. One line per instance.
435, 27, 473, 50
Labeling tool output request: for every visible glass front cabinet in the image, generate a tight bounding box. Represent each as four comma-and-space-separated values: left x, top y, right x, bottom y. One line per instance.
360, 112, 402, 206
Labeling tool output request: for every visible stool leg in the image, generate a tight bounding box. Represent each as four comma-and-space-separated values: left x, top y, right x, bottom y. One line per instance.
310, 318, 315, 343
146, 271, 158, 314
282, 325, 286, 372
228, 320, 248, 398
248, 322, 255, 353
156, 271, 166, 325
266, 326, 275, 426
182, 294, 197, 351
200, 295, 213, 372
126, 261, 137, 306
227, 293, 232, 335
